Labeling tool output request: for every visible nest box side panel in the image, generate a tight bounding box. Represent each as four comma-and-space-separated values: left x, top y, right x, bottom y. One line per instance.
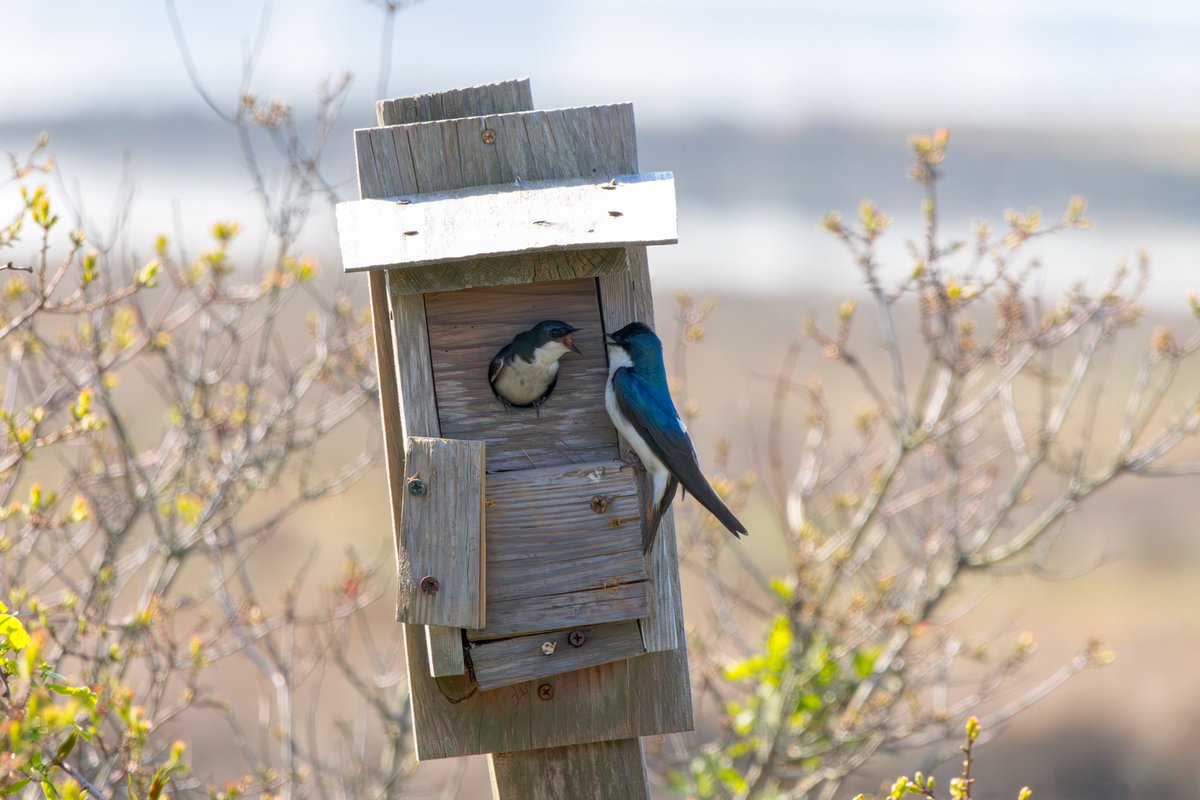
424, 278, 618, 472
358, 120, 469, 678
597, 246, 685, 655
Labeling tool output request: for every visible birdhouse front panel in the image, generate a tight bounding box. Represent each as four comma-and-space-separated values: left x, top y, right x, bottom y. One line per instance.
421, 270, 653, 670
424, 276, 618, 472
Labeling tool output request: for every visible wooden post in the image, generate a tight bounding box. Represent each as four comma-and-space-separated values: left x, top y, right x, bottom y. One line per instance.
346, 79, 691, 799
490, 739, 652, 799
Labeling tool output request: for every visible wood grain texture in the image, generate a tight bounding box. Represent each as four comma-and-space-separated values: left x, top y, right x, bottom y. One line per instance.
385, 247, 627, 296
398, 437, 485, 629
425, 278, 619, 473
389, 285, 467, 674
478, 584, 648, 642
357, 113, 467, 676
470, 622, 646, 691
467, 460, 646, 640
366, 269, 407, 616
426, 627, 467, 678
489, 738, 650, 800
356, 105, 640, 196
358, 83, 542, 685
598, 246, 684, 654
355, 80, 692, 762
377, 79, 533, 126
337, 172, 677, 273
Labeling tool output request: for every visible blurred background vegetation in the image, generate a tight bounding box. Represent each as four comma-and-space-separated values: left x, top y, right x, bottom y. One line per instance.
3, 2, 1199, 798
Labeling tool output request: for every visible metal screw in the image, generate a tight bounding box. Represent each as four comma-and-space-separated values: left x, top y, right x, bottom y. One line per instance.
589, 495, 612, 514
419, 576, 440, 594
481, 129, 496, 145
568, 630, 586, 647
540, 640, 556, 655
407, 478, 426, 497
538, 683, 554, 700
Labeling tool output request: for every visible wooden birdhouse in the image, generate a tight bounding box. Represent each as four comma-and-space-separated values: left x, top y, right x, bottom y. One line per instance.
336, 79, 692, 796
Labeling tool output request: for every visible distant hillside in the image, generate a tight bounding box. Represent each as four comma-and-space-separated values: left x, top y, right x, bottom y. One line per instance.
640, 123, 1200, 225
3, 113, 1197, 225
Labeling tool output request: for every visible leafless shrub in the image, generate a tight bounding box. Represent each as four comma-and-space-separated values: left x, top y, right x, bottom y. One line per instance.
663, 129, 1197, 800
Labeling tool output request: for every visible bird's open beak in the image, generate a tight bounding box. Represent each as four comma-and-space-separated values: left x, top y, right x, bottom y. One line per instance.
563, 332, 582, 354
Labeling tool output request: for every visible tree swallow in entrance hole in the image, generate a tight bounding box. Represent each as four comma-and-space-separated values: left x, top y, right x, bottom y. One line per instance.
488, 320, 582, 411
604, 322, 748, 553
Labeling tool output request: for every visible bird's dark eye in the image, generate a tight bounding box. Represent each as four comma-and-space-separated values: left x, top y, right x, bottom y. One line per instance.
551, 328, 565, 337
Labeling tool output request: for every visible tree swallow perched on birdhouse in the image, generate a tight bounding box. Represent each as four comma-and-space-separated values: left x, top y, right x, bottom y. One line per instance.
604, 322, 748, 553
488, 320, 582, 411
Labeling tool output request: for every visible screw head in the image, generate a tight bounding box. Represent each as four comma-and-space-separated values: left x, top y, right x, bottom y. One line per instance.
589, 495, 612, 514
407, 478, 426, 497
481, 129, 496, 145
419, 576, 440, 594
568, 630, 586, 647
538, 683, 554, 700
540, 640, 556, 655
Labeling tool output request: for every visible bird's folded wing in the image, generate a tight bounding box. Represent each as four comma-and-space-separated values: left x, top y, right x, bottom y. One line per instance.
613, 368, 747, 538
611, 369, 707, 493
487, 350, 507, 384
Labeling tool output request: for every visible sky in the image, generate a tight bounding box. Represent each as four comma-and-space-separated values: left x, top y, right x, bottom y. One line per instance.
4, 0, 1200, 130
2, 1, 1198, 300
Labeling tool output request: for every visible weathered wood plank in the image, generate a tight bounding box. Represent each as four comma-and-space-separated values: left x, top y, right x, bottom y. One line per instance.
408, 620, 690, 760
467, 460, 646, 640
337, 172, 677, 273
424, 278, 619, 472
470, 622, 646, 692
385, 247, 627, 296
426, 626, 467, 678
489, 738, 650, 800
366, 268, 408, 619
385, 127, 420, 200
425, 639, 465, 679
597, 260, 684, 650
360, 81, 544, 686
475, 584, 648, 642
635, 458, 684, 654
377, 78, 533, 126
354, 129, 385, 198
493, 111, 537, 182
386, 86, 541, 680
357, 112, 467, 677
398, 437, 485, 629
386, 267, 466, 674
358, 105, 639, 195
386, 287, 440, 437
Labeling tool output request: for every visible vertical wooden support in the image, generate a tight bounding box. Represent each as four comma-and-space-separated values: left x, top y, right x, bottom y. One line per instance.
358, 103, 469, 678
352, 80, 694, 798
489, 739, 652, 799
599, 252, 685, 655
